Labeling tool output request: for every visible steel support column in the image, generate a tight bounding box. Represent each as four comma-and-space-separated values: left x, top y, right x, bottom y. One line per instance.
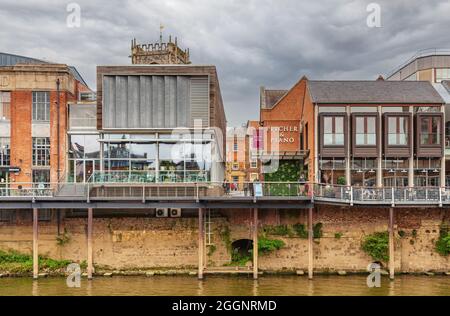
198, 208, 204, 279
253, 208, 258, 280
87, 207, 93, 280
33, 208, 38, 279
308, 207, 314, 279
389, 207, 395, 280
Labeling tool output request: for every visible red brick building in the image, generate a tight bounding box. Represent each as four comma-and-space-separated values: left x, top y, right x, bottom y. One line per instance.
0, 53, 91, 186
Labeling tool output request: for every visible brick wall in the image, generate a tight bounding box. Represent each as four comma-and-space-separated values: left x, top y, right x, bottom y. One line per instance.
0, 207, 448, 272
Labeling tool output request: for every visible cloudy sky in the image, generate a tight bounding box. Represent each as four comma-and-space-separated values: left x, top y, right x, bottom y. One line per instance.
1, 0, 449, 125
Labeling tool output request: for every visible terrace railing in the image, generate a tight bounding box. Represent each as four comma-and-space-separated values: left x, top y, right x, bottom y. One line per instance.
0, 180, 448, 206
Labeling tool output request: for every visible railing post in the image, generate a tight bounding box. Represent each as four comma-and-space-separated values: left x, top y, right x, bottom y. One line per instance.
196, 182, 199, 203
350, 186, 353, 206
142, 184, 145, 203
439, 186, 443, 207
86, 182, 90, 203
391, 187, 395, 207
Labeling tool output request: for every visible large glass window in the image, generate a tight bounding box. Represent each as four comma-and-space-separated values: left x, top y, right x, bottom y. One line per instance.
382, 159, 409, 187
0, 137, 10, 166
323, 116, 344, 145
319, 158, 346, 185
388, 116, 408, 145
32, 92, 50, 122
420, 117, 441, 145
355, 116, 376, 145
414, 158, 440, 187
0, 92, 10, 121
32, 137, 50, 166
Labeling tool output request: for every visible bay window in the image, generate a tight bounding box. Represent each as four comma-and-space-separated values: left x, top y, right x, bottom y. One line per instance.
388, 116, 408, 145
323, 116, 344, 145
355, 116, 376, 145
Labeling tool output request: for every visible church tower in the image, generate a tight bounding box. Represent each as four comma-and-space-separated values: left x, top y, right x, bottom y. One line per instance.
130, 26, 191, 65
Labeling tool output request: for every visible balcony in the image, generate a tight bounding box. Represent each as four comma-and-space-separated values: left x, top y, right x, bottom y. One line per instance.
0, 180, 448, 207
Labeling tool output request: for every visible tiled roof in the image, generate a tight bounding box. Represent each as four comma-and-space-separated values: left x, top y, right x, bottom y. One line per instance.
308, 80, 444, 104
261, 89, 287, 109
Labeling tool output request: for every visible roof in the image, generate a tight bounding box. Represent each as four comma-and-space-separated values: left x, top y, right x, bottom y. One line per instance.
0, 52, 89, 88
260, 88, 288, 109
308, 80, 444, 104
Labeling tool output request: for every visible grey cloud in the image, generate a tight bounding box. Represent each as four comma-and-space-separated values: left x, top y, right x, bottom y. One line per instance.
0, 0, 449, 125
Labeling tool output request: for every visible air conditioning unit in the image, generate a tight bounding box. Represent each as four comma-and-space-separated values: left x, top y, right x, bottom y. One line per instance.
170, 208, 182, 218
155, 208, 168, 217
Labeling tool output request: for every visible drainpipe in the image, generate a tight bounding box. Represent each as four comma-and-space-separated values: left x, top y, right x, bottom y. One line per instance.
56, 78, 61, 183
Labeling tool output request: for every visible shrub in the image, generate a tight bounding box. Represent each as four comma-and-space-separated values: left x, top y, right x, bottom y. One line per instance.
258, 237, 285, 254
264, 225, 292, 236
361, 232, 389, 262
293, 223, 308, 238
334, 232, 343, 239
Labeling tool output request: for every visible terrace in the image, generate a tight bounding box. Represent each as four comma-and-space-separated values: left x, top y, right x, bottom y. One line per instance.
1, 173, 449, 207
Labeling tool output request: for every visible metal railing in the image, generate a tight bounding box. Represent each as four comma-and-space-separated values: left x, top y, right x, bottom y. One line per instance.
88, 170, 210, 184
0, 181, 448, 206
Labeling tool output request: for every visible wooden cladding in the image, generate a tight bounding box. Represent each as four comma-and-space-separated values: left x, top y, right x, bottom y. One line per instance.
383, 113, 412, 158
319, 113, 347, 158
351, 113, 378, 157
318, 111, 444, 159
415, 112, 444, 157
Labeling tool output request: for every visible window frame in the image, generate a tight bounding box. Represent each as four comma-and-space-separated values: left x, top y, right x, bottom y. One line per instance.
0, 91, 11, 121
32, 137, 51, 167
32, 91, 50, 122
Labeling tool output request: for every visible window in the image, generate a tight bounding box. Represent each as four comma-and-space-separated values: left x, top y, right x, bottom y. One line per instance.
388, 116, 408, 145
0, 137, 10, 166
250, 159, 257, 168
250, 173, 259, 181
436, 68, 450, 83
0, 92, 10, 121
232, 176, 239, 183
32, 137, 50, 166
323, 116, 344, 145
32, 91, 50, 122
232, 162, 239, 170
252, 128, 263, 150
420, 117, 441, 145
233, 141, 238, 151
32, 169, 50, 184
355, 116, 376, 145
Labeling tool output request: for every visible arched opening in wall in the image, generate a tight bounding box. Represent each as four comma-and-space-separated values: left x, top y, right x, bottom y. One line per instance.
230, 239, 253, 265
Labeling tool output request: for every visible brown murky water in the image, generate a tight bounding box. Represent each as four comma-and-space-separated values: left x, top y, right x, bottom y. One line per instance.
0, 275, 448, 296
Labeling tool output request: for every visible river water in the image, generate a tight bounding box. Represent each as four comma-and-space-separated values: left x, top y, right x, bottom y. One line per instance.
0, 275, 448, 296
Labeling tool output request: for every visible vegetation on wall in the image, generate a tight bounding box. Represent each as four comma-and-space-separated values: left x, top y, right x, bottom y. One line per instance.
361, 232, 389, 262
263, 160, 302, 196
0, 250, 72, 273
435, 225, 450, 256
207, 244, 217, 257
258, 237, 285, 254
219, 226, 232, 252
56, 228, 71, 246
334, 232, 343, 239
263, 223, 323, 239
